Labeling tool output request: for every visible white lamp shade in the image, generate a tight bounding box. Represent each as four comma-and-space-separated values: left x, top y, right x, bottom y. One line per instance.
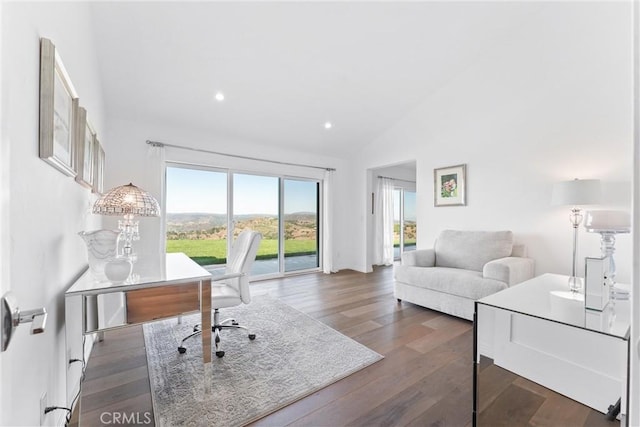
584, 210, 631, 233
551, 179, 602, 206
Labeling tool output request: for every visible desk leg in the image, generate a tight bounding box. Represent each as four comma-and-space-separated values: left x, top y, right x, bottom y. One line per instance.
201, 278, 212, 393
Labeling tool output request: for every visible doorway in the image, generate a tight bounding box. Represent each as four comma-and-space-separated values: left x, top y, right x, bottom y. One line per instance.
371, 161, 417, 267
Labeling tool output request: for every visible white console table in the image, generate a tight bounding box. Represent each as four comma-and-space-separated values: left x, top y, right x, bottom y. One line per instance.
473, 273, 630, 425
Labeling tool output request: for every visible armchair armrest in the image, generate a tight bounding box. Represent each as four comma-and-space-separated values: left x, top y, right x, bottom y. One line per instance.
210, 272, 244, 282
483, 257, 535, 286
401, 249, 435, 267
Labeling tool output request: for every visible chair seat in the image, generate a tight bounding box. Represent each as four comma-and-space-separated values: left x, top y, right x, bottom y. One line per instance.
211, 283, 242, 309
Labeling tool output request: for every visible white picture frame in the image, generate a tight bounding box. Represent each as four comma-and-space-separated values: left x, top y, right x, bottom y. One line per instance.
75, 106, 96, 189
39, 38, 78, 177
92, 140, 105, 194
434, 164, 467, 207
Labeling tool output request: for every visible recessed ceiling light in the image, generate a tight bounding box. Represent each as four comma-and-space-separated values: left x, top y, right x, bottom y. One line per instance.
215, 92, 225, 102
324, 122, 332, 129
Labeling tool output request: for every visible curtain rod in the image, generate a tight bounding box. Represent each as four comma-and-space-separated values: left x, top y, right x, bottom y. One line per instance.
378, 175, 416, 184
146, 140, 336, 172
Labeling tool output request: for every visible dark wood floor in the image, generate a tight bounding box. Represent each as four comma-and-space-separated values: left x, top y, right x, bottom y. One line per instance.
72, 266, 618, 426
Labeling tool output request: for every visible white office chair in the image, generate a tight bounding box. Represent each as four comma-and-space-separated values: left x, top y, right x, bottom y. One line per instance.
178, 230, 262, 357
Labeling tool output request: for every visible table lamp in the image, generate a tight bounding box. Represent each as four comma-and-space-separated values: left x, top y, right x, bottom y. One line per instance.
93, 183, 160, 261
584, 210, 630, 298
551, 178, 602, 292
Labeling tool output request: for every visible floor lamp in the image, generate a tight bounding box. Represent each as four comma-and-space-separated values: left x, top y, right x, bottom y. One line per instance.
551, 178, 602, 292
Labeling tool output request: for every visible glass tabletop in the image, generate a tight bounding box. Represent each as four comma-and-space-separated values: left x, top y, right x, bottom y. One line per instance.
66, 252, 211, 296
477, 273, 630, 340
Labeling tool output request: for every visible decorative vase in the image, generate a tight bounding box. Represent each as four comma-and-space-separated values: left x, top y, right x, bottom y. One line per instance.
78, 229, 120, 279
104, 257, 133, 283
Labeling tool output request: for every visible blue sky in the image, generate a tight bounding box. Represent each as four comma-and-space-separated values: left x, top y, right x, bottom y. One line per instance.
394, 189, 416, 222
166, 167, 317, 215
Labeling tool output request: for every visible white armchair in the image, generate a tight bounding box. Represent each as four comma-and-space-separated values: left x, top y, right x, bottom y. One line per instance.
394, 230, 535, 320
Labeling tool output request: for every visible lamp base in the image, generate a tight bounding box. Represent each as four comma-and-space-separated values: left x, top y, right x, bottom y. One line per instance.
568, 276, 583, 293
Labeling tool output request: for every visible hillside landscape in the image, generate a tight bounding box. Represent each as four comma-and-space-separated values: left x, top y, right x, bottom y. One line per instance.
166, 212, 317, 240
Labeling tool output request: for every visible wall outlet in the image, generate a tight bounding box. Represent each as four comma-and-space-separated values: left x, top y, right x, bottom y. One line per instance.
39, 392, 47, 426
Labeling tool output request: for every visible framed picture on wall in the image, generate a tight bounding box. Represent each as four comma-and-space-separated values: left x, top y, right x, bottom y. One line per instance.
92, 140, 105, 194
74, 107, 96, 188
39, 38, 79, 176
434, 164, 466, 207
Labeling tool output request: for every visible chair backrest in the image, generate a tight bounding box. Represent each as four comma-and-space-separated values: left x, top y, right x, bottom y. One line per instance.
434, 229, 513, 272
225, 230, 262, 303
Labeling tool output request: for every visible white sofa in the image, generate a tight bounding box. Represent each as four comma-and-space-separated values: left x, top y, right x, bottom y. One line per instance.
393, 230, 535, 320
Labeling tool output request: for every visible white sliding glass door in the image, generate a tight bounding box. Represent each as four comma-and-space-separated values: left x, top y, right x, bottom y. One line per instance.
166, 166, 228, 266
284, 178, 319, 272
232, 173, 280, 276
393, 188, 417, 260
166, 164, 321, 277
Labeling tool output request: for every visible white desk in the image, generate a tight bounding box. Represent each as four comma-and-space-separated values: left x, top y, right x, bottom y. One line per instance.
474, 273, 629, 423
65, 253, 213, 407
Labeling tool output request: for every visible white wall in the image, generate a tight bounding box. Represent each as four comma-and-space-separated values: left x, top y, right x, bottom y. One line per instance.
351, 2, 634, 283
1, 2, 105, 425
630, 1, 639, 424
104, 117, 353, 272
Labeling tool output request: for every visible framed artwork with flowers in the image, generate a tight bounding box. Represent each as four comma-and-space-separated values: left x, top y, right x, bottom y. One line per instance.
434, 164, 466, 206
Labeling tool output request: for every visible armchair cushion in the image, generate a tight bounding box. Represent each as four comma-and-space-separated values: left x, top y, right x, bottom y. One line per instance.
395, 266, 508, 300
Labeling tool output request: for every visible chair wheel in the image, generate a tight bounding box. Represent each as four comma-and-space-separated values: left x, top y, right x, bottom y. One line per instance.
193, 326, 198, 332
215, 336, 220, 343
232, 321, 239, 326
248, 334, 256, 340
216, 350, 225, 358
178, 346, 186, 354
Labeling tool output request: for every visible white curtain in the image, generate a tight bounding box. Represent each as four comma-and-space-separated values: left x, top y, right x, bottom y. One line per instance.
373, 177, 395, 266
322, 169, 335, 274
147, 143, 167, 258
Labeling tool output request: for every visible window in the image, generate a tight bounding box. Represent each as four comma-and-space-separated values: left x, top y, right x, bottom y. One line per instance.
165, 165, 321, 277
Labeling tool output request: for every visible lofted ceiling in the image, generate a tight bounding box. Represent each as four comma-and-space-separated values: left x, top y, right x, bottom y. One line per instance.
89, 1, 544, 158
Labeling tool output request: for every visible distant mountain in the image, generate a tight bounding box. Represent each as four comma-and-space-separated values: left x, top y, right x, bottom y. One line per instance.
166, 212, 316, 233
166, 213, 227, 232
284, 212, 317, 221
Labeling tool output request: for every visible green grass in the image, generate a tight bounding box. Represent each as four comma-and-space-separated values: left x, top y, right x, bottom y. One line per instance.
166, 239, 317, 266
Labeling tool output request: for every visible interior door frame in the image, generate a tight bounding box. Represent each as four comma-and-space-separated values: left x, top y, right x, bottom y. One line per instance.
0, 1, 7, 418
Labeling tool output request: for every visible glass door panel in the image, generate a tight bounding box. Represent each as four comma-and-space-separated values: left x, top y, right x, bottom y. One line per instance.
232, 173, 279, 276
284, 179, 319, 272
165, 166, 228, 268
403, 191, 416, 252
393, 189, 402, 260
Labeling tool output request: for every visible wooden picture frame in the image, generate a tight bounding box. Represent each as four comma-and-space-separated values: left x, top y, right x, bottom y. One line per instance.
74, 107, 96, 188
39, 38, 78, 176
93, 140, 105, 194
434, 164, 466, 207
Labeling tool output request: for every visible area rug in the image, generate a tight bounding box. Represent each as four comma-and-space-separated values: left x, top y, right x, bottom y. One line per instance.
143, 295, 383, 426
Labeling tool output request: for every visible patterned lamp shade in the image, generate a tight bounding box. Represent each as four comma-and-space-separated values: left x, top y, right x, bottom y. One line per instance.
93, 183, 160, 217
